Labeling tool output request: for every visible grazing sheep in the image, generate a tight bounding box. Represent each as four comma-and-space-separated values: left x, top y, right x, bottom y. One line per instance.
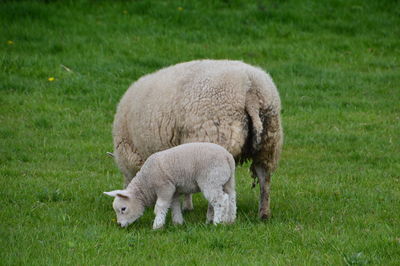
104, 142, 236, 229
113, 59, 283, 219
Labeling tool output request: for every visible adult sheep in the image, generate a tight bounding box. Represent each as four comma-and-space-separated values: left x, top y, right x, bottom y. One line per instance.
112, 59, 283, 220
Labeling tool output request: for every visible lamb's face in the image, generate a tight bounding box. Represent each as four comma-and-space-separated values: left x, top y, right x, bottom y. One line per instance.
104, 190, 145, 228
113, 196, 144, 227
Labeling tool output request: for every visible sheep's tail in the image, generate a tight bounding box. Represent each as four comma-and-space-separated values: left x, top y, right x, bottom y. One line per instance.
245, 83, 283, 173
245, 89, 263, 152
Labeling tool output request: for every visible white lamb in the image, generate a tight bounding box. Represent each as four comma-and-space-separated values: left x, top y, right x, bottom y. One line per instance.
104, 142, 236, 229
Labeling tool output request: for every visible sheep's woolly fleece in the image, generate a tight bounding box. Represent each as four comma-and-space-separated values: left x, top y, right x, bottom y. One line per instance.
112, 59, 283, 219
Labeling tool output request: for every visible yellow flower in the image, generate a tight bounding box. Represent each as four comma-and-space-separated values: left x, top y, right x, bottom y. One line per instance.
112, 218, 116, 222
7, 40, 14, 45
48, 77, 55, 82
177, 7, 183, 11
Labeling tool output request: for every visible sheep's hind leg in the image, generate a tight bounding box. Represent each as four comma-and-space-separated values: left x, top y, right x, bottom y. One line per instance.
252, 165, 271, 220
171, 194, 184, 225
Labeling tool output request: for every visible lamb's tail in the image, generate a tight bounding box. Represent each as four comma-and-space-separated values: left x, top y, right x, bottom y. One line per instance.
224, 152, 237, 223
227, 153, 236, 182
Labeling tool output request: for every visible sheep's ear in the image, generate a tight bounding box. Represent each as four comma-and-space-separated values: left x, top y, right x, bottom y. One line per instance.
103, 190, 127, 198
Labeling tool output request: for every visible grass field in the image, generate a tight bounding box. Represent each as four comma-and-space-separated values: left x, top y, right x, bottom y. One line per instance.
1, 0, 399, 265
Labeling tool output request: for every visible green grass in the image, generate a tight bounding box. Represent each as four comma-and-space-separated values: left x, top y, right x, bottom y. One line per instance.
1, 0, 399, 264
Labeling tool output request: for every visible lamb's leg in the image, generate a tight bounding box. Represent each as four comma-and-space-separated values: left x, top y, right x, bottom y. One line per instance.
212, 193, 230, 224
153, 198, 171, 229
182, 194, 193, 211
206, 203, 214, 224
201, 187, 230, 224
199, 168, 231, 224
153, 187, 175, 229
171, 194, 184, 225
223, 177, 236, 224
252, 165, 271, 220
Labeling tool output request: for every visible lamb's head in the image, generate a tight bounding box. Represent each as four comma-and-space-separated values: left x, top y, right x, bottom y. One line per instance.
103, 190, 145, 228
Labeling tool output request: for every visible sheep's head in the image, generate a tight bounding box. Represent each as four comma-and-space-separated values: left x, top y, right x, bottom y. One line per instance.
103, 190, 144, 228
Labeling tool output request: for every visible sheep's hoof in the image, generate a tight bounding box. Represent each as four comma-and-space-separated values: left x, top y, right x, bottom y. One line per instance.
182, 206, 194, 212
182, 201, 194, 211
259, 206, 271, 220
259, 212, 271, 220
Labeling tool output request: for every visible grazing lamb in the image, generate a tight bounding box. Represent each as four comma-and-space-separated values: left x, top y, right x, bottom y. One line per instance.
104, 142, 236, 229
113, 59, 283, 220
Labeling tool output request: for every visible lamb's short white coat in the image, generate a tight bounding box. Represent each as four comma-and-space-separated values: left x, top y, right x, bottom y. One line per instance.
105, 142, 236, 229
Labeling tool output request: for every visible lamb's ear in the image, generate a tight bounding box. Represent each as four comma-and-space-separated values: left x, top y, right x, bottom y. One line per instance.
116, 191, 130, 199
103, 190, 129, 199
104, 190, 126, 198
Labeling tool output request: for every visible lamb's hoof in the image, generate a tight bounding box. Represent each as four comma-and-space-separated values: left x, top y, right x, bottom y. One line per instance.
152, 223, 165, 230
172, 219, 184, 226
225, 219, 236, 224
152, 226, 163, 230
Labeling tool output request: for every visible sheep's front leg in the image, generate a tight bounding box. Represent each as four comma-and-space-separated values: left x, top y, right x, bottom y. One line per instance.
182, 194, 193, 211
206, 203, 214, 224
171, 194, 184, 225
153, 198, 172, 230
253, 165, 271, 220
